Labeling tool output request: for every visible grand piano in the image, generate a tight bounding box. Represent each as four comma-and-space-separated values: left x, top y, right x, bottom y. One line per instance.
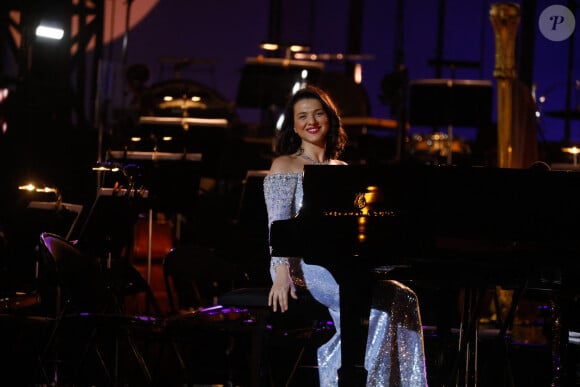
269, 163, 580, 386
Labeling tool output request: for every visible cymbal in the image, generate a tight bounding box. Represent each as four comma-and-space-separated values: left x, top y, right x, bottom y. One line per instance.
293, 52, 375, 61
139, 116, 228, 128
545, 109, 580, 120
157, 99, 206, 110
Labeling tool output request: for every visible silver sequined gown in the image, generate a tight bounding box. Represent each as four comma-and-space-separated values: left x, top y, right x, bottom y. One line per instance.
264, 172, 428, 387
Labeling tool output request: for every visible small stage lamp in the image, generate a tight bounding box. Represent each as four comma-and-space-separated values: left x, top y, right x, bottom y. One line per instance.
35, 23, 65, 40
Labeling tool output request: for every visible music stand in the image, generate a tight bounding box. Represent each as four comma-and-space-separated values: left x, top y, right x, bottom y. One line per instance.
103, 151, 202, 285
409, 79, 493, 164
5, 199, 83, 293
27, 201, 84, 241
75, 187, 148, 267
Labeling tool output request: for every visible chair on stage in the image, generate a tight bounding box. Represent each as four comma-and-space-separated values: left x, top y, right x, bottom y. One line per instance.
163, 244, 244, 314
161, 243, 253, 385
0, 285, 46, 383
36, 232, 161, 385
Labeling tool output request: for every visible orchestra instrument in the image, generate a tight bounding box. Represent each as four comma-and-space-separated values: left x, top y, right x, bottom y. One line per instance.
111, 75, 237, 180
407, 133, 471, 164
148, 78, 235, 119
490, 3, 521, 168
100, 151, 202, 284
269, 163, 580, 386
408, 78, 493, 165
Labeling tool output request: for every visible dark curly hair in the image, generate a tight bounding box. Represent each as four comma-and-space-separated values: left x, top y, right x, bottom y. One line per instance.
275, 85, 348, 160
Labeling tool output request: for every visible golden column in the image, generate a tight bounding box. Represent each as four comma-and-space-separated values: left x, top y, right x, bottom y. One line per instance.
490, 3, 520, 168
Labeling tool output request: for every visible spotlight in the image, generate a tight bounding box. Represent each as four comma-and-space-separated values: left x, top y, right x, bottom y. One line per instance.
35, 23, 64, 40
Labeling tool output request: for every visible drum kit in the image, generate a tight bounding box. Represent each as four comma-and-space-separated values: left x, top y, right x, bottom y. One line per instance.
407, 132, 471, 164
405, 78, 493, 165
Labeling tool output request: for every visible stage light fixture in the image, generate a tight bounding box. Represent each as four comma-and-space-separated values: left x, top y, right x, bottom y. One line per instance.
18, 183, 59, 194
288, 44, 310, 53
17, 183, 62, 203
259, 42, 279, 51
35, 24, 65, 40
260, 42, 311, 59
92, 162, 121, 172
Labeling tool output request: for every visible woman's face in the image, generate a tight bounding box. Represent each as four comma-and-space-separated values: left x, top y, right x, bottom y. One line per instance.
292, 98, 330, 147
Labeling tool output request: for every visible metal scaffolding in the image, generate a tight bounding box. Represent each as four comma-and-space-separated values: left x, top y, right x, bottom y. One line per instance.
1, 0, 104, 130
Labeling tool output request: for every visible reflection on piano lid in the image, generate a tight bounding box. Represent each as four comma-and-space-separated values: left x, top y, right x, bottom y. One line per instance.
108, 150, 202, 162
139, 116, 229, 128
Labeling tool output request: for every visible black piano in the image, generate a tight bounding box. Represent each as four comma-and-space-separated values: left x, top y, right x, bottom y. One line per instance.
269, 163, 580, 386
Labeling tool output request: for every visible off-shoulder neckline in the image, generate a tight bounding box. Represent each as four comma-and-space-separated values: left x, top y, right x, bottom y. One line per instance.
265, 172, 303, 178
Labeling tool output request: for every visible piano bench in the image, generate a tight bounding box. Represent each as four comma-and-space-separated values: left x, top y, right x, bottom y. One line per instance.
218, 287, 270, 308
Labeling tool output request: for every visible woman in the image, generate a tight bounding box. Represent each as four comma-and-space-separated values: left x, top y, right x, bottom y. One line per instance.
264, 85, 428, 386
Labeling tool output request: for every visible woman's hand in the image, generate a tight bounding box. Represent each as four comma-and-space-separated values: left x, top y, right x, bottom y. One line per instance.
268, 264, 298, 312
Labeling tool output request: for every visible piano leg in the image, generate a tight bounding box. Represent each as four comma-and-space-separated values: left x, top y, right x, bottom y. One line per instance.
493, 280, 574, 386
549, 291, 574, 387
446, 285, 523, 387
448, 286, 490, 386
337, 269, 371, 386
446, 281, 571, 387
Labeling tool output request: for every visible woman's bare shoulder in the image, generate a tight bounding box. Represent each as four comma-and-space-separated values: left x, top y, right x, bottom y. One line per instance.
269, 155, 303, 174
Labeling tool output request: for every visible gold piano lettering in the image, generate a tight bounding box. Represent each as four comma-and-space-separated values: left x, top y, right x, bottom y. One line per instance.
322, 210, 396, 217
